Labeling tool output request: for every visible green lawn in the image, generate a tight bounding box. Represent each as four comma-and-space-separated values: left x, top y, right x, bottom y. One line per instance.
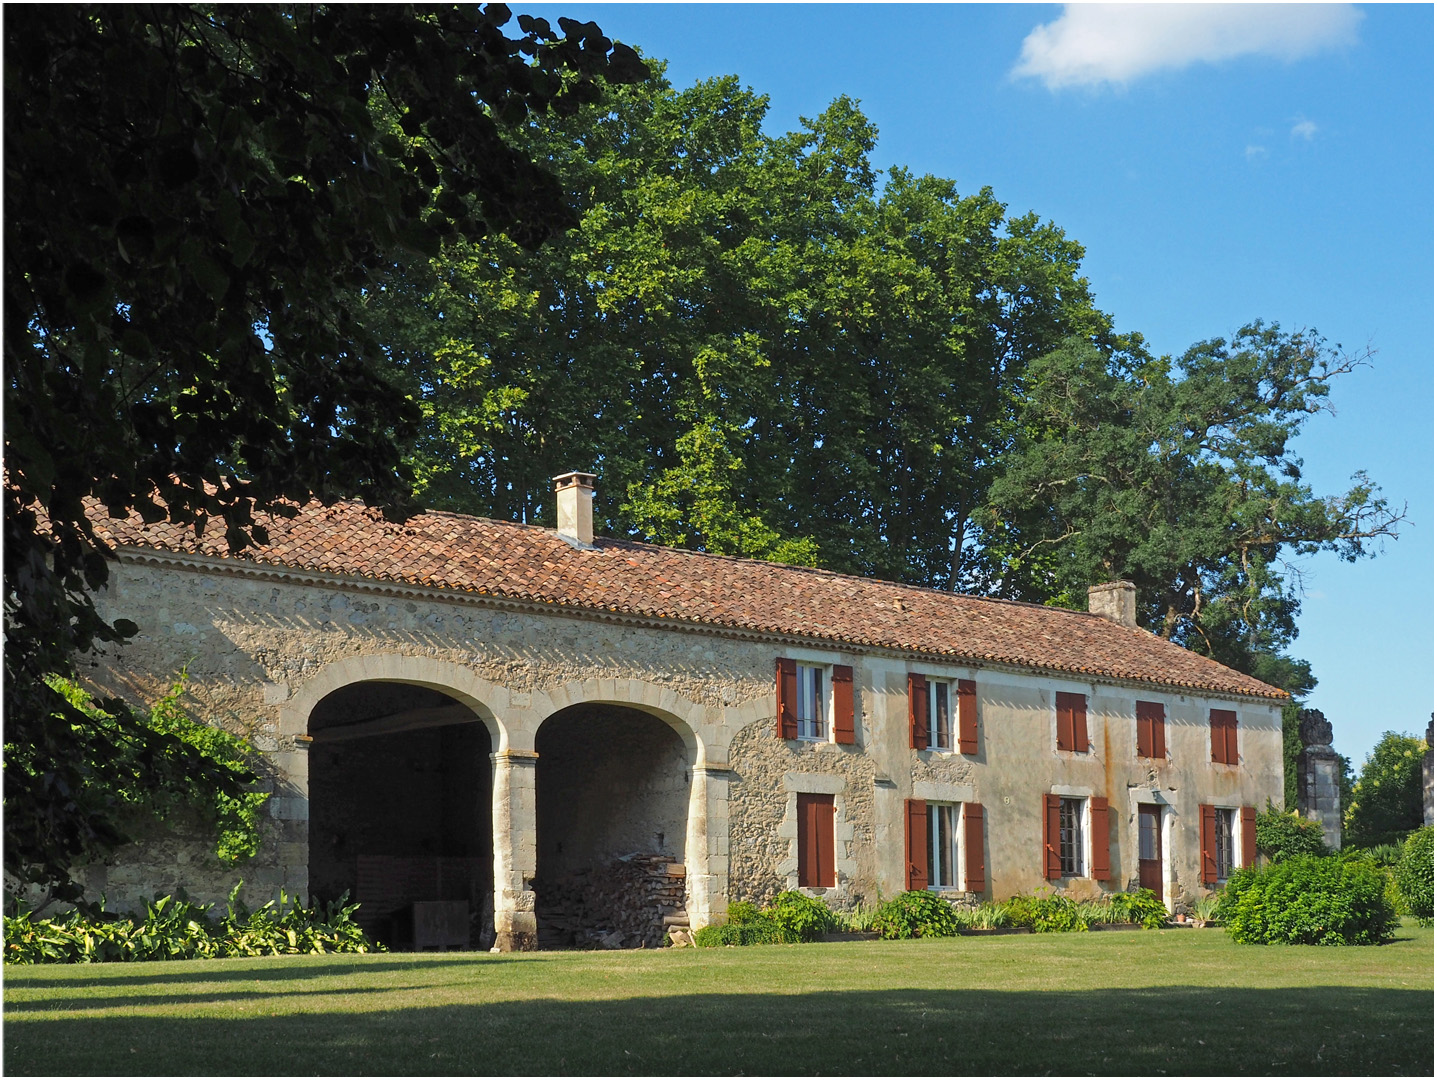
5, 924, 1432, 1076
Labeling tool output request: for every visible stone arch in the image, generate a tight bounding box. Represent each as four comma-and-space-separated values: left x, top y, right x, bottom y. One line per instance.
527, 677, 708, 765
282, 653, 509, 750
294, 654, 506, 949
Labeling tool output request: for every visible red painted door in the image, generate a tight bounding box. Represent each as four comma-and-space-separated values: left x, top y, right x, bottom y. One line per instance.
1138, 804, 1163, 895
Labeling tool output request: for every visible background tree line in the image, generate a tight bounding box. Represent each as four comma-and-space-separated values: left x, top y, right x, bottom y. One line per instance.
4, 6, 1405, 900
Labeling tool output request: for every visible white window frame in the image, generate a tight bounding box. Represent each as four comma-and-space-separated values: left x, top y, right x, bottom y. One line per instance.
927, 678, 954, 752
927, 802, 963, 890
1213, 806, 1239, 882
1058, 795, 1087, 878
795, 663, 828, 741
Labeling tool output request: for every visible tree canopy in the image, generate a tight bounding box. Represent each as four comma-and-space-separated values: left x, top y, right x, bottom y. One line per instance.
3, 3, 643, 900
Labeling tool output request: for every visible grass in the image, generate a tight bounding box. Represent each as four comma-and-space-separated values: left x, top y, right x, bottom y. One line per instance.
4, 922, 1432, 1076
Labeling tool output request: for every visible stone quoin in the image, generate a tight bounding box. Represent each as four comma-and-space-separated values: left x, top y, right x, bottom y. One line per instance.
76, 474, 1287, 949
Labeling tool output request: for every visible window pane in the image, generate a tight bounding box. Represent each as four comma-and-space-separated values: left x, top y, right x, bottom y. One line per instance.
930, 682, 951, 749
1215, 809, 1234, 879
1059, 797, 1084, 876
1139, 813, 1159, 861
929, 804, 957, 888
797, 666, 825, 739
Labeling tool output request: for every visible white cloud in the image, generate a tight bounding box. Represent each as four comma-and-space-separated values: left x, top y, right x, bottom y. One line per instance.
1013, 4, 1363, 90
1291, 118, 1319, 140
1245, 144, 1268, 160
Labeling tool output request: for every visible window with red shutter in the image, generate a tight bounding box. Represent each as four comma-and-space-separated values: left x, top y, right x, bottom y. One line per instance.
1240, 806, 1257, 869
956, 679, 978, 754
1043, 793, 1062, 880
1090, 796, 1111, 880
1199, 803, 1217, 885
1137, 701, 1165, 759
908, 673, 929, 751
1057, 691, 1087, 752
797, 793, 835, 887
905, 798, 928, 891
1210, 709, 1237, 764
963, 803, 986, 893
776, 658, 798, 740
832, 665, 855, 745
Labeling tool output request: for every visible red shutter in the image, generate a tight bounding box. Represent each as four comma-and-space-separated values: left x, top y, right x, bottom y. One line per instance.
956, 679, 978, 754
1225, 714, 1239, 765
1056, 693, 1075, 751
776, 657, 798, 740
798, 793, 835, 887
1073, 695, 1089, 753
1090, 796, 1111, 880
1137, 701, 1165, 759
908, 673, 928, 750
1240, 805, 1257, 868
1210, 710, 1234, 763
1043, 793, 1062, 880
1199, 803, 1217, 885
832, 665, 855, 744
963, 803, 986, 893
905, 798, 929, 891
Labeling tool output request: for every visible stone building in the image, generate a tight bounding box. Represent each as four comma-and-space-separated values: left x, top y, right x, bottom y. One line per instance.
79, 474, 1286, 949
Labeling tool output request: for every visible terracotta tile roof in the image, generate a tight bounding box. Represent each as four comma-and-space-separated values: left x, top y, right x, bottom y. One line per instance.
90, 498, 1287, 701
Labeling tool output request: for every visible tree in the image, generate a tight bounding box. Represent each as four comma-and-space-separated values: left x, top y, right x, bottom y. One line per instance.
4, 4, 643, 900
361, 71, 1113, 579
980, 326, 1404, 687
1345, 732, 1428, 848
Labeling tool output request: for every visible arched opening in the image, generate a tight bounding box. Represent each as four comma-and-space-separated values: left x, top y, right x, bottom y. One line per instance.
534, 704, 691, 949
308, 681, 493, 950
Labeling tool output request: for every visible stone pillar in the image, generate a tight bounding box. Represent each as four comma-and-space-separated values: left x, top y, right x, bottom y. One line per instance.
1423, 716, 1433, 828
1296, 709, 1342, 850
687, 765, 730, 928
490, 749, 539, 951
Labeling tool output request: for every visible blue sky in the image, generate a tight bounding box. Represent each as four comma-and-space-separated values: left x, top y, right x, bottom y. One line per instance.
522, 3, 1433, 765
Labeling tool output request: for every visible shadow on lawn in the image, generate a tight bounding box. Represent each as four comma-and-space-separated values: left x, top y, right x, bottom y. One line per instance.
4, 984, 1431, 1076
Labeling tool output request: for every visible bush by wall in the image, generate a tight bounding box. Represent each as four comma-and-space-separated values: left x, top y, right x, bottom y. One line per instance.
1254, 805, 1329, 862
3, 885, 378, 964
767, 891, 840, 942
1395, 826, 1433, 924
871, 891, 960, 939
693, 894, 837, 947
1217, 855, 1397, 945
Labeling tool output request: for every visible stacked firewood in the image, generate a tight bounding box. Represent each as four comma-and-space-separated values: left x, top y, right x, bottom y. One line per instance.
535, 853, 687, 949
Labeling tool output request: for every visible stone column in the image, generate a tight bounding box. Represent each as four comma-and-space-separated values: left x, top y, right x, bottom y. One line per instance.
687, 765, 730, 928
490, 749, 539, 952
1296, 709, 1342, 850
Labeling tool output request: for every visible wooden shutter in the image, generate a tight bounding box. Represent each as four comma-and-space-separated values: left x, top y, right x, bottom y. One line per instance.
798, 793, 835, 887
832, 665, 855, 744
908, 673, 929, 750
776, 657, 798, 740
1225, 715, 1239, 765
905, 798, 928, 891
1199, 803, 1217, 885
1057, 691, 1086, 752
1137, 701, 1165, 759
1240, 805, 1257, 868
1043, 793, 1062, 880
1210, 710, 1235, 763
956, 679, 978, 754
1090, 796, 1111, 881
1056, 693, 1075, 751
963, 803, 986, 893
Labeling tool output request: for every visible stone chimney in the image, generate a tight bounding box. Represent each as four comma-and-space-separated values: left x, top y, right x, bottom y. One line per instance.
1088, 581, 1138, 628
553, 471, 596, 548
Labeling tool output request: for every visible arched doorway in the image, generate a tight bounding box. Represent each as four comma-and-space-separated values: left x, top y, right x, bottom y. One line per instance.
308, 680, 493, 949
534, 704, 692, 948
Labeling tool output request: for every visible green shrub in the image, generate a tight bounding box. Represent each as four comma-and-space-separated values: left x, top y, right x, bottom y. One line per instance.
1029, 892, 1086, 933
1108, 888, 1169, 929
951, 901, 1010, 930
871, 891, 960, 939
692, 917, 790, 947
1254, 805, 1329, 862
1345, 732, 1427, 848
1001, 894, 1036, 927
838, 902, 881, 932
1192, 893, 1223, 925
3, 884, 380, 964
1395, 826, 1433, 923
1217, 855, 1397, 945
766, 891, 838, 942
726, 901, 762, 926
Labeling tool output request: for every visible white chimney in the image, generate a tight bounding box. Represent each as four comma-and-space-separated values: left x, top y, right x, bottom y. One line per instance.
553, 471, 596, 548
1088, 581, 1138, 628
